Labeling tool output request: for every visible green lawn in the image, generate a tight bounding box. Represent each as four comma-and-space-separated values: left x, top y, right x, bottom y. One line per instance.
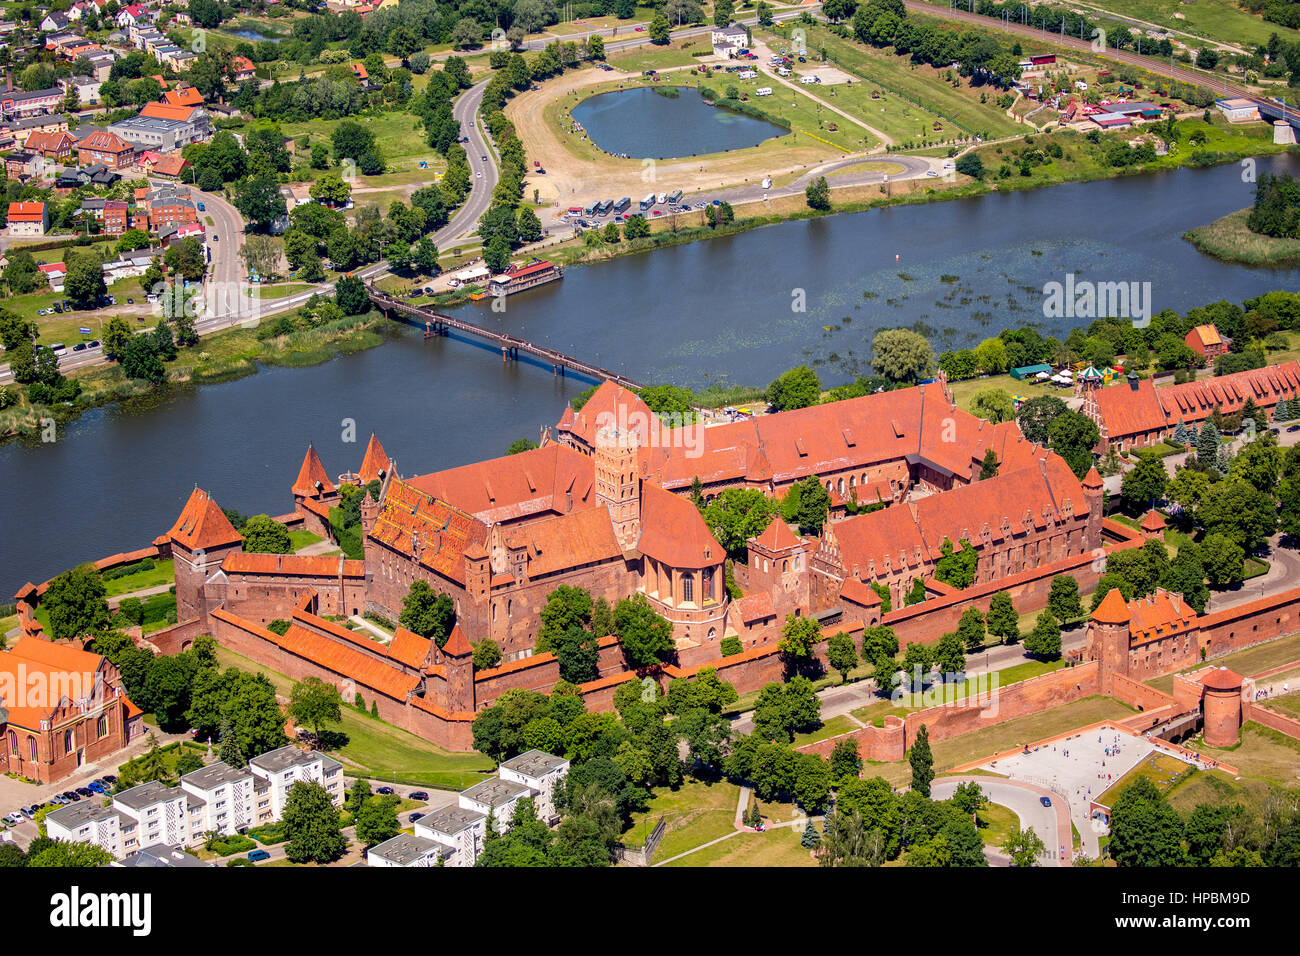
288, 529, 325, 552
280, 113, 442, 178
213, 644, 494, 790
607, 41, 706, 73
104, 560, 175, 598
976, 800, 1020, 848
794, 24, 1023, 141
1040, 0, 1300, 49
1096, 751, 1193, 807
1167, 723, 1300, 815
624, 778, 740, 859
662, 825, 817, 866
791, 713, 857, 747
1146, 631, 1300, 694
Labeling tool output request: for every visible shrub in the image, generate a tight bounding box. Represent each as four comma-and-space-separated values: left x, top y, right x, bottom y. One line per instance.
720, 636, 744, 657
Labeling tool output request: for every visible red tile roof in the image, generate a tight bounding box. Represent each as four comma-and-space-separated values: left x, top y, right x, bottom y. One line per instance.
1091, 588, 1131, 624
386, 627, 432, 669
0, 637, 110, 728
358, 433, 390, 485
221, 552, 365, 577
139, 102, 200, 122
78, 130, 133, 154
7, 202, 45, 222
555, 380, 657, 449
1188, 324, 1222, 348
162, 87, 203, 107
442, 624, 472, 657
1139, 509, 1166, 532
408, 442, 595, 525
750, 516, 803, 553
839, 576, 883, 608
292, 444, 336, 497
369, 479, 488, 584
501, 506, 624, 578
1200, 667, 1242, 691
732, 592, 776, 624
637, 482, 722, 569
166, 487, 243, 551
1128, 589, 1195, 643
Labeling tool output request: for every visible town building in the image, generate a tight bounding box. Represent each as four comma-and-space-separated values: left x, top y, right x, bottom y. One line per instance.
112, 844, 213, 868
109, 103, 210, 152
247, 744, 345, 820
77, 128, 135, 168
6, 201, 48, 236
1087, 361, 1300, 451
1184, 323, 1230, 359
0, 87, 64, 120
180, 761, 255, 835
24, 128, 77, 161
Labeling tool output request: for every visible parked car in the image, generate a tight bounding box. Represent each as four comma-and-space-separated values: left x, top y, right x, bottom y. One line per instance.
75, 787, 92, 798
73, 343, 86, 352
408, 791, 429, 801
376, 786, 394, 795
247, 849, 271, 862
87, 781, 106, 794
409, 812, 424, 823
102, 774, 117, 784
52, 302, 63, 313
87, 340, 100, 349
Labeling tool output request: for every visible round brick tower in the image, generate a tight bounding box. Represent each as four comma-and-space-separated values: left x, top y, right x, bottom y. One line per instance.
1201, 667, 1244, 748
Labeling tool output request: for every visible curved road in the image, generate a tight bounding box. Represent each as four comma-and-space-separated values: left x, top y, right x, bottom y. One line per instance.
932, 775, 1072, 866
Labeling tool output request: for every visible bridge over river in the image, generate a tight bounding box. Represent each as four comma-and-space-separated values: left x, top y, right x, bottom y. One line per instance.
367, 285, 644, 391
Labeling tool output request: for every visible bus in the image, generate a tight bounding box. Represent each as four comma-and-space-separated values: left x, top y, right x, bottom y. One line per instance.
613, 197, 631, 213
583, 203, 598, 216
640, 193, 656, 210
667, 189, 683, 205
597, 199, 614, 216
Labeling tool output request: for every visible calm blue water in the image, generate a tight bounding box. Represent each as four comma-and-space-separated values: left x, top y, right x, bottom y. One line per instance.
3, 156, 1300, 594
572, 87, 787, 158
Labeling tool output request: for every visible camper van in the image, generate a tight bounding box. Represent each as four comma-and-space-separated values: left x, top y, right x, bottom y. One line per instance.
756, 87, 773, 96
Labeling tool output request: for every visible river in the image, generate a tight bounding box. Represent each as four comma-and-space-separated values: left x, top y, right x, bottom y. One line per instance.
3, 155, 1298, 595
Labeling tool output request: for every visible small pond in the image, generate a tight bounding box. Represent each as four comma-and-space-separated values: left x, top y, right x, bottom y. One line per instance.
571, 86, 786, 159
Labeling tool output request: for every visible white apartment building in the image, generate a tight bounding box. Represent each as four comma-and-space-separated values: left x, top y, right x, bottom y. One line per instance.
372, 749, 569, 867
180, 761, 254, 836
44, 801, 125, 858
248, 745, 344, 820
112, 780, 195, 852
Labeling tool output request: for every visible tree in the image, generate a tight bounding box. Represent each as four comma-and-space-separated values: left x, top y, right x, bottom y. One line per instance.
1017, 395, 1068, 446
517, 206, 543, 244
702, 488, 780, 560
309, 172, 352, 207
829, 737, 862, 781
289, 677, 342, 746
26, 840, 115, 868
909, 724, 934, 797
767, 365, 821, 411
120, 335, 165, 385
1047, 411, 1100, 479
538, 585, 592, 653
955, 605, 986, 651
282, 781, 347, 864
1003, 825, 1046, 867
240, 514, 290, 553
164, 237, 207, 282
955, 152, 985, 179
233, 175, 286, 232
805, 175, 831, 211
935, 632, 966, 676
346, 779, 371, 818
986, 592, 1019, 644
355, 794, 400, 847
934, 538, 977, 589
782, 474, 831, 536
827, 632, 858, 682
1107, 777, 1184, 867
978, 448, 999, 480
43, 563, 109, 641
555, 624, 600, 684
473, 639, 503, 671
752, 677, 820, 742
1200, 533, 1245, 587
1048, 575, 1083, 623
1122, 456, 1168, 510
1198, 480, 1275, 551
335, 275, 369, 316
624, 215, 650, 240
778, 614, 821, 669
802, 819, 822, 848
63, 250, 106, 309
871, 328, 935, 385
1197, 421, 1220, 469
1024, 611, 1062, 659
649, 13, 671, 44
613, 594, 674, 668
399, 580, 456, 646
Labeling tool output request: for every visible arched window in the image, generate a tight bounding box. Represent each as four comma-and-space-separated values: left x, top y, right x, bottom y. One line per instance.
782, 559, 789, 572
28, 737, 36, 762
838, 478, 845, 495
6, 730, 15, 753
64, 730, 74, 754
97, 716, 108, 739
682, 574, 694, 604
703, 570, 714, 602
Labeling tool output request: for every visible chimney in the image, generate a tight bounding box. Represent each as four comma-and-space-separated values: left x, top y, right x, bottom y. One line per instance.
1127, 371, 1140, 391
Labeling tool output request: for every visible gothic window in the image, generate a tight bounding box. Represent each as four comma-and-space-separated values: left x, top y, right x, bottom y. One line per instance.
704, 570, 714, 602
98, 716, 108, 739
6, 730, 15, 753
682, 574, 694, 604
64, 730, 74, 754
28, 737, 36, 762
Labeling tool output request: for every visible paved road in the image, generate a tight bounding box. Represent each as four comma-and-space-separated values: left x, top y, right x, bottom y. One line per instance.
933, 775, 1071, 866
446, 79, 498, 247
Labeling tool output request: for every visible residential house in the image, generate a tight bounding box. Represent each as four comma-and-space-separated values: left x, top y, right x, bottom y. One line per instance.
247, 745, 344, 821
40, 11, 71, 32
4, 151, 42, 181
77, 128, 136, 168
1185, 323, 1231, 359
366, 832, 444, 867
0, 87, 64, 120
6, 201, 48, 236
24, 128, 77, 162
102, 200, 129, 236
231, 55, 256, 82
113, 845, 213, 868
179, 761, 255, 836
109, 102, 210, 151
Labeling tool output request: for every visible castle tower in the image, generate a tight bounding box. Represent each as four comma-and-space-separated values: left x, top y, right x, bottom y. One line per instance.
593, 423, 641, 551
357, 433, 390, 486
291, 444, 340, 537
747, 516, 810, 618
1085, 588, 1132, 693
1082, 465, 1104, 551
1139, 509, 1167, 542
441, 625, 475, 714
1201, 668, 1244, 748
166, 487, 244, 627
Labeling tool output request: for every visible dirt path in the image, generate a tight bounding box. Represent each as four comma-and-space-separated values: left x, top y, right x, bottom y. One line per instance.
508, 63, 849, 217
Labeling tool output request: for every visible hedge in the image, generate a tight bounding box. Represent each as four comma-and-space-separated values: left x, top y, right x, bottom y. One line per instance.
103, 557, 156, 581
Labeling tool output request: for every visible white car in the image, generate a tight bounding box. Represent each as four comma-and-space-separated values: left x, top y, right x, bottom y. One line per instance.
926, 170, 939, 177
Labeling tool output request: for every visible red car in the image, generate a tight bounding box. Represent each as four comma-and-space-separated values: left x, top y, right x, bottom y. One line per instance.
634, 25, 645, 31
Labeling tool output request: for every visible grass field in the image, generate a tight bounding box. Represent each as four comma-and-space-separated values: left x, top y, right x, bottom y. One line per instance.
1167, 722, 1300, 815
1055, 0, 1300, 49
104, 560, 175, 598
607, 38, 708, 73
213, 644, 494, 791
662, 825, 817, 866
1096, 751, 1193, 806
976, 800, 1020, 847
792, 713, 857, 747
793, 24, 1023, 141
623, 778, 739, 857
280, 113, 444, 182
288, 529, 324, 552
1146, 631, 1300, 694
1184, 207, 1300, 268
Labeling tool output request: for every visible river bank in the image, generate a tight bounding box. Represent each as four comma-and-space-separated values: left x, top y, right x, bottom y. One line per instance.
1183, 207, 1300, 268
0, 311, 392, 443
